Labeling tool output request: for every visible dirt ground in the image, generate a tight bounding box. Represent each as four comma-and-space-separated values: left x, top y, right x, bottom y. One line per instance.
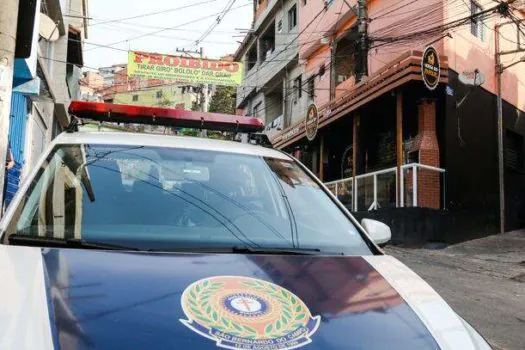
385, 230, 525, 350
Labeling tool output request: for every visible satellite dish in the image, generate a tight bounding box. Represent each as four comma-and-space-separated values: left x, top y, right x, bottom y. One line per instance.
39, 14, 59, 42
459, 69, 485, 87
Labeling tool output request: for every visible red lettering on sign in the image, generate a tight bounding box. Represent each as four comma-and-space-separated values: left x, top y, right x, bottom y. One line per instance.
224, 63, 240, 73
149, 54, 164, 65
133, 52, 149, 64
188, 59, 201, 69
180, 58, 190, 68
208, 61, 220, 71
164, 56, 180, 67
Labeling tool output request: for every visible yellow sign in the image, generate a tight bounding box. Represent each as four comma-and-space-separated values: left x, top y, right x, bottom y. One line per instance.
128, 51, 244, 86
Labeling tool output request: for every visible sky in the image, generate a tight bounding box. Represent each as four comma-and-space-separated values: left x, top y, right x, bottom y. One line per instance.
83, 0, 253, 69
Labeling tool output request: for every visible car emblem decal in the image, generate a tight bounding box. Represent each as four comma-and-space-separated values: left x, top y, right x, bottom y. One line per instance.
180, 276, 321, 349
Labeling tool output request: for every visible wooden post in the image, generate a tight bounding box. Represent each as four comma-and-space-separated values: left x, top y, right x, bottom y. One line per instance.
319, 135, 325, 181
396, 91, 403, 207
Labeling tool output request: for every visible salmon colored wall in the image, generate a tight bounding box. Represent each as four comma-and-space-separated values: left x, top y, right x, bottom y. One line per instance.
300, 0, 525, 112
305, 46, 331, 108
368, 0, 445, 75
444, 0, 525, 111
300, 0, 444, 77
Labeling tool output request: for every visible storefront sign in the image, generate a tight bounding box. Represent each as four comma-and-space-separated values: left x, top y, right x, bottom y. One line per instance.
305, 104, 319, 141
128, 51, 244, 86
421, 46, 440, 90
281, 125, 301, 142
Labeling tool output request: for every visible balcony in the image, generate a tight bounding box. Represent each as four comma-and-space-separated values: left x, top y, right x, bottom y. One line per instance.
325, 163, 446, 211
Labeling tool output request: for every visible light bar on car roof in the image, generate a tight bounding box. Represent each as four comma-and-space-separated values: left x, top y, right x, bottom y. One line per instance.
68, 101, 264, 133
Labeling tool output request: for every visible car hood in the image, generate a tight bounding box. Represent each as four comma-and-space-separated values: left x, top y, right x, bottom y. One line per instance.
0, 245, 482, 350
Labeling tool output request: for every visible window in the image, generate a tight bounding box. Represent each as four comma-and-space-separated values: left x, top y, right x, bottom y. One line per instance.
288, 5, 297, 31
334, 34, 358, 84
277, 19, 283, 33
302, 0, 307, 5
7, 144, 371, 256
247, 45, 257, 71
325, 0, 335, 6
293, 75, 302, 102
252, 102, 263, 118
156, 91, 163, 99
307, 77, 315, 100
260, 21, 276, 62
505, 130, 524, 170
470, 1, 485, 41
132, 95, 139, 102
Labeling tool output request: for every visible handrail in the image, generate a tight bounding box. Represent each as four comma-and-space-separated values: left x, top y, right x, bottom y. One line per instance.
402, 163, 446, 173
325, 163, 446, 211
355, 166, 397, 179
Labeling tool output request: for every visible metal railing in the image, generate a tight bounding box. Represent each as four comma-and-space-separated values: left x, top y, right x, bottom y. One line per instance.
325, 163, 446, 211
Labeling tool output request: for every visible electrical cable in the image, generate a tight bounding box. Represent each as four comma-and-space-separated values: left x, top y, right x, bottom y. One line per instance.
88, 0, 218, 27
85, 3, 251, 52
193, 0, 237, 47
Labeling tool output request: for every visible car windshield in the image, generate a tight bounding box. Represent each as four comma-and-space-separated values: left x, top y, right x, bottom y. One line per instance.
4, 144, 371, 255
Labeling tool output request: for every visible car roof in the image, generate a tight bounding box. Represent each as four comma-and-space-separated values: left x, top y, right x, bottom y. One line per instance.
54, 132, 291, 160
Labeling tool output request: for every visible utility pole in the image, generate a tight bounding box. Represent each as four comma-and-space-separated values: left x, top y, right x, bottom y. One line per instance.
0, 0, 19, 209
176, 47, 208, 137
357, 0, 369, 82
495, 20, 525, 234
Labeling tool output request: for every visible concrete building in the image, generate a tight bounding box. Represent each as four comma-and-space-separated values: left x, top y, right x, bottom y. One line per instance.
113, 84, 201, 110
98, 64, 127, 87
6, 0, 89, 207
234, 0, 305, 140
263, 0, 525, 242
79, 71, 103, 102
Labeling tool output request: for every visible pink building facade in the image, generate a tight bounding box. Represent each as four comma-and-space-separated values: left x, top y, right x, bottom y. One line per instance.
265, 0, 525, 242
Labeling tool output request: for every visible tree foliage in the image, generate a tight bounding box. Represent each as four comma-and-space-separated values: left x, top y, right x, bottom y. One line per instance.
209, 86, 236, 114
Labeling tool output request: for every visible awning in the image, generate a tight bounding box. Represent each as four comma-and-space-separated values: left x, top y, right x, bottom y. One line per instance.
272, 50, 449, 149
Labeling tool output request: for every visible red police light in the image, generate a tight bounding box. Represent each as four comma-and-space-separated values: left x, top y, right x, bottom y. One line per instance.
69, 101, 264, 133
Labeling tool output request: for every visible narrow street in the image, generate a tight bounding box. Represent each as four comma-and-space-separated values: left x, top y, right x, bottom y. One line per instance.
386, 231, 525, 350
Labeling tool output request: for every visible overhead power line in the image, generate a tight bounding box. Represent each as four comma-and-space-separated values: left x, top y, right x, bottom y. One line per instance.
89, 0, 218, 27
85, 3, 251, 51
194, 0, 237, 47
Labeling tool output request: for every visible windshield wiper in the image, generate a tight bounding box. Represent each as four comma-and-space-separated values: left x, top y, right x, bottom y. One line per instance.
153, 246, 332, 255
8, 234, 140, 251
231, 246, 322, 255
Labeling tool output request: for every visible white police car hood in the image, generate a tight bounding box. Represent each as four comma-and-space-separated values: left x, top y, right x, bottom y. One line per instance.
0, 245, 490, 350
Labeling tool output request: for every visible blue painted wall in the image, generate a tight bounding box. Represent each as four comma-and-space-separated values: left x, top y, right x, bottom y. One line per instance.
5, 93, 28, 207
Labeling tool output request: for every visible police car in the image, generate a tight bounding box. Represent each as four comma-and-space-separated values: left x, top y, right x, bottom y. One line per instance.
0, 101, 491, 349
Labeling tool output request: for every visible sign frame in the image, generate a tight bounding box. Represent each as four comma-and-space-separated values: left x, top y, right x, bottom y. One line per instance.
128, 51, 244, 87
421, 46, 441, 91
305, 104, 319, 141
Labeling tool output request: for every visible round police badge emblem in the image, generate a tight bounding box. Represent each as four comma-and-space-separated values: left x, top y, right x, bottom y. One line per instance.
180, 276, 320, 350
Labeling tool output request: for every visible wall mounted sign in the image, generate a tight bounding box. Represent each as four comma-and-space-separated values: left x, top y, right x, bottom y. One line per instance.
305, 104, 319, 141
281, 125, 301, 142
421, 46, 440, 91
180, 276, 320, 350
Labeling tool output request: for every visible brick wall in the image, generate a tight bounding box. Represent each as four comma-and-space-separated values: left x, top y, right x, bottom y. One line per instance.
407, 99, 441, 209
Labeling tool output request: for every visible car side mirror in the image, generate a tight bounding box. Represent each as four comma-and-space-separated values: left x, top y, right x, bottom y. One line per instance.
361, 219, 391, 246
